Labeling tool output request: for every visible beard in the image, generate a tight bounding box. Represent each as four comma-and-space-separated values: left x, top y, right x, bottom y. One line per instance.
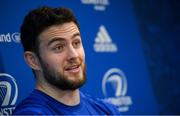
39, 58, 86, 91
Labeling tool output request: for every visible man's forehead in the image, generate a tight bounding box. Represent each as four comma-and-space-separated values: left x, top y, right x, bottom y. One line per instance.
39, 22, 80, 40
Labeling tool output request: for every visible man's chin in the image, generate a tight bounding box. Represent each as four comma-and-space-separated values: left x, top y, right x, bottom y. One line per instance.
67, 77, 85, 85
60, 80, 85, 91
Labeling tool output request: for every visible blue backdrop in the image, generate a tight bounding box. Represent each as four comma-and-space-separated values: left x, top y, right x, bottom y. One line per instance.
1, 0, 179, 115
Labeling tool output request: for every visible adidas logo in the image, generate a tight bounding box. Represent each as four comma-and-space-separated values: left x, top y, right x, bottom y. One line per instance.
94, 25, 118, 52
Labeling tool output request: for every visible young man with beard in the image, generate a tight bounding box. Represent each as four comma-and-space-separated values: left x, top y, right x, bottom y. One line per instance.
13, 6, 120, 115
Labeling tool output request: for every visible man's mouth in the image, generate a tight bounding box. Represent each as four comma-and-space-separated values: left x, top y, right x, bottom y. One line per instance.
65, 64, 80, 73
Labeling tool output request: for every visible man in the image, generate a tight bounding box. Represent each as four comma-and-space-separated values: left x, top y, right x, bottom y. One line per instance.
13, 6, 120, 115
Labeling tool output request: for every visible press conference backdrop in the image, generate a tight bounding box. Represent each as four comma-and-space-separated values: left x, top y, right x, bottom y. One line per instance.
1, 0, 179, 115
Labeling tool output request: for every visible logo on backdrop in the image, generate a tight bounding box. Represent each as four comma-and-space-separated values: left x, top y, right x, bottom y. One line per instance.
81, 0, 109, 11
102, 68, 132, 112
0, 73, 18, 115
0, 32, 21, 43
94, 25, 118, 53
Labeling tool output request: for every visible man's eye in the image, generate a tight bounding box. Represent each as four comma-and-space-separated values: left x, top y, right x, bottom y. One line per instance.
73, 40, 81, 48
53, 45, 65, 52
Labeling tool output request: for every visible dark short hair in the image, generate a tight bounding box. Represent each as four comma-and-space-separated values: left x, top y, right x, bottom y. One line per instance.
20, 6, 80, 54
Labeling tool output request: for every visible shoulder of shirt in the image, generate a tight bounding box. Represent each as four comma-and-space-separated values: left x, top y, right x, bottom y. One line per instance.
80, 92, 121, 115
13, 90, 50, 115
13, 103, 50, 115
80, 91, 112, 106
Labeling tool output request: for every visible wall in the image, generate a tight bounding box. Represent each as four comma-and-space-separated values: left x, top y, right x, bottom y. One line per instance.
2, 0, 178, 115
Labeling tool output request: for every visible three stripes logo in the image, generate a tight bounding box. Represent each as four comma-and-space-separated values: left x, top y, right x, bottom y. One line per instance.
94, 25, 118, 52
0, 73, 18, 115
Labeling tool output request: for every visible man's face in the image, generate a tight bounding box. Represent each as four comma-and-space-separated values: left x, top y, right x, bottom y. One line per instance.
37, 22, 86, 90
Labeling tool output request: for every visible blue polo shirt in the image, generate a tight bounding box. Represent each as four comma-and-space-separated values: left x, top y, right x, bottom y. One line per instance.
13, 89, 121, 115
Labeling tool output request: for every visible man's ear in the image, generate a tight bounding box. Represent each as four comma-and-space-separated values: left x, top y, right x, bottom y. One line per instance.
24, 51, 41, 70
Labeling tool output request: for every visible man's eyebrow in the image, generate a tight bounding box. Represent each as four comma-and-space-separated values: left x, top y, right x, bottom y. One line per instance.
72, 32, 80, 39
47, 37, 65, 46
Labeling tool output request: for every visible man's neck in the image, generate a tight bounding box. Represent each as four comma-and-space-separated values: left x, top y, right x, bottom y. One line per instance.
36, 83, 80, 106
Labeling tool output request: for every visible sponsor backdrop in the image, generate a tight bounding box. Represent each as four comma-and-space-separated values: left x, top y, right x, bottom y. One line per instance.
0, 0, 178, 115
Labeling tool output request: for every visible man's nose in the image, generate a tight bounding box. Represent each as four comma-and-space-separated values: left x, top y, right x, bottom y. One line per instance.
67, 45, 78, 61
